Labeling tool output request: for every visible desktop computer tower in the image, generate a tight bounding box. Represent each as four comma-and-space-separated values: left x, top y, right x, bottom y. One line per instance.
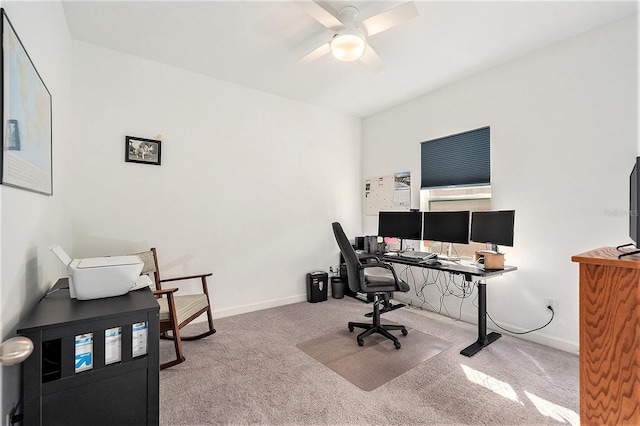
306, 271, 328, 303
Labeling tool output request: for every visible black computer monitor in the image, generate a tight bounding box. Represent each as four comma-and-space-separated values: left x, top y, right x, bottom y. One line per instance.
629, 157, 640, 248
378, 211, 422, 240
470, 210, 515, 252
422, 211, 470, 244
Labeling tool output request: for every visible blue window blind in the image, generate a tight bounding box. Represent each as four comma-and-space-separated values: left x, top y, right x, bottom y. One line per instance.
420, 126, 490, 189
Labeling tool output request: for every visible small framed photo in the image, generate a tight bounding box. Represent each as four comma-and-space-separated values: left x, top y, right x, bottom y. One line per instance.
125, 136, 161, 166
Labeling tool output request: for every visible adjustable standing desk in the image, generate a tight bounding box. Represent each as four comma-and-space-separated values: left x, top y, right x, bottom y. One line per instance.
382, 255, 517, 356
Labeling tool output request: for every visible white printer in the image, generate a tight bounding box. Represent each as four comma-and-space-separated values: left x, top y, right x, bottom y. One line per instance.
50, 245, 148, 300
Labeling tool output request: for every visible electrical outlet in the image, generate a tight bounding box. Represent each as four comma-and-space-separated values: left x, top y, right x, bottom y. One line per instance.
545, 298, 555, 312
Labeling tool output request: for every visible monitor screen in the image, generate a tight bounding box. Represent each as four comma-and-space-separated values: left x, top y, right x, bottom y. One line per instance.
422, 211, 470, 244
470, 210, 515, 247
378, 211, 422, 240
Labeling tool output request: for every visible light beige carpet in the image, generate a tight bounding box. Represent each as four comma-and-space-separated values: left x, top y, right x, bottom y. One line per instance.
297, 326, 452, 391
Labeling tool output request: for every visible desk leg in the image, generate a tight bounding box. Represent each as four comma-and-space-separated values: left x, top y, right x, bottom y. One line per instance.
460, 279, 501, 356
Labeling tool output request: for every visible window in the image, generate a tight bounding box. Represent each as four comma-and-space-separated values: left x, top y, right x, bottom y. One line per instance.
421, 186, 492, 212
420, 126, 490, 189
419, 127, 492, 257
419, 186, 492, 258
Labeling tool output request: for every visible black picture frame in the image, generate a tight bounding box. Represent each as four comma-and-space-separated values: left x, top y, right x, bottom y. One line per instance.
125, 136, 161, 166
1, 8, 53, 195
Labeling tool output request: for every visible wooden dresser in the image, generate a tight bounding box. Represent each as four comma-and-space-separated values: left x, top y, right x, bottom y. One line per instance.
571, 247, 640, 425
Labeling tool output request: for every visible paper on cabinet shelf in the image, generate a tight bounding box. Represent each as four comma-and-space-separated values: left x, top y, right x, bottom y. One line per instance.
132, 322, 148, 357
105, 327, 122, 365
75, 333, 93, 373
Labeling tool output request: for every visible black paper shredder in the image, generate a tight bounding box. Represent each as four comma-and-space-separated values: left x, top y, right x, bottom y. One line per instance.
306, 271, 328, 303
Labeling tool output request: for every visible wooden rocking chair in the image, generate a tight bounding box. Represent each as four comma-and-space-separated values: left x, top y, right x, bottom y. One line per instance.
135, 248, 216, 369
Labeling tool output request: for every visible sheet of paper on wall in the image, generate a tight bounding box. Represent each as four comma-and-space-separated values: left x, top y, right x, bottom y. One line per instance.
393, 171, 411, 207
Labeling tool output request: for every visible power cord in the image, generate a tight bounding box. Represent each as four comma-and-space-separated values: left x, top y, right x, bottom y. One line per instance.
9, 400, 23, 424
487, 305, 554, 335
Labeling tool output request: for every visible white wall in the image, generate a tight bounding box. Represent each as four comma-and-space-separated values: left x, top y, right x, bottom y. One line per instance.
362, 14, 638, 352
70, 41, 362, 318
0, 0, 73, 419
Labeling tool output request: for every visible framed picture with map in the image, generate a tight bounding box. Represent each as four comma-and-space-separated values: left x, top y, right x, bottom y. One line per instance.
0, 9, 52, 195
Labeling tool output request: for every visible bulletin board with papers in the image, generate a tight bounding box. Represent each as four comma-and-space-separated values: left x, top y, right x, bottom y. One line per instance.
364, 172, 411, 215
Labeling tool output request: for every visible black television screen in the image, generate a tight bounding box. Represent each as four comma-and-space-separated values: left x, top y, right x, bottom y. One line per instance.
616, 157, 640, 259
470, 210, 515, 249
378, 211, 422, 240
422, 211, 470, 244
630, 157, 639, 246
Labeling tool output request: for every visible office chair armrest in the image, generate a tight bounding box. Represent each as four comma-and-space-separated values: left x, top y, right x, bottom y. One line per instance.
358, 253, 381, 263
359, 261, 402, 283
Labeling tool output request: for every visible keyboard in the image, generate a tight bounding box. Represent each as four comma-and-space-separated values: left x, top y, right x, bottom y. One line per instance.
397, 251, 436, 261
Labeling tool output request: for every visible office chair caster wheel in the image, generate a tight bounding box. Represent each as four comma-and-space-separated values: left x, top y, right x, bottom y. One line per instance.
348, 324, 354, 332
394, 341, 401, 349
401, 328, 408, 336
357, 338, 364, 346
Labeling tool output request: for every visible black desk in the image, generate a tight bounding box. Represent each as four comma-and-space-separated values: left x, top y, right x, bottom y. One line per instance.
383, 255, 517, 357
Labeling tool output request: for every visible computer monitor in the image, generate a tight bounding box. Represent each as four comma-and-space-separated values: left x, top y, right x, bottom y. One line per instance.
630, 159, 639, 247
470, 210, 515, 252
378, 211, 422, 241
422, 211, 470, 245
616, 157, 640, 258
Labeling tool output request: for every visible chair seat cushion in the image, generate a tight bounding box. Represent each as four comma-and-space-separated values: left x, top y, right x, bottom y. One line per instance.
157, 294, 209, 324
364, 267, 410, 292
364, 266, 395, 283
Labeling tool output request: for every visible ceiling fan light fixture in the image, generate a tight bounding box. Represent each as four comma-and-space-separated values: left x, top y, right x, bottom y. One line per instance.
330, 29, 365, 62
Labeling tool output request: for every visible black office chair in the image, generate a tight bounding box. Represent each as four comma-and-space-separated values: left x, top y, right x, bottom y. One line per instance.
332, 222, 410, 349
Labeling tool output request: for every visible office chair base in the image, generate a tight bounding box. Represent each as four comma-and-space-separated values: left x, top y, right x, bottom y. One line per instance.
364, 302, 405, 318
348, 321, 407, 349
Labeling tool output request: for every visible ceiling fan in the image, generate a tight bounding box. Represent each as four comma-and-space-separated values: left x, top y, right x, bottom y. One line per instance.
294, 1, 419, 73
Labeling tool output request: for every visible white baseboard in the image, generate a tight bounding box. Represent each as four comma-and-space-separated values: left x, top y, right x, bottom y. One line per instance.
393, 293, 579, 355
212, 294, 308, 320
198, 291, 578, 355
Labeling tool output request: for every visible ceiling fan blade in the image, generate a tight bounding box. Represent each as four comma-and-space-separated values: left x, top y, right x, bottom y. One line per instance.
361, 2, 418, 37
359, 44, 386, 73
296, 42, 331, 65
294, 0, 342, 29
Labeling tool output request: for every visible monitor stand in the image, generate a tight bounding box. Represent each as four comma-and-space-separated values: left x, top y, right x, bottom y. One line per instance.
616, 242, 640, 259
478, 243, 501, 254
438, 242, 460, 261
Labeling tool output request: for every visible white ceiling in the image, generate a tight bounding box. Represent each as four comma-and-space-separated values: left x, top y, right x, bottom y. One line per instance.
61, 0, 639, 118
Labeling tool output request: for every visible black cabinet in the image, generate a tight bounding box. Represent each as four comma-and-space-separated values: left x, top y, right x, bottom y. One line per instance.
17, 279, 159, 426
